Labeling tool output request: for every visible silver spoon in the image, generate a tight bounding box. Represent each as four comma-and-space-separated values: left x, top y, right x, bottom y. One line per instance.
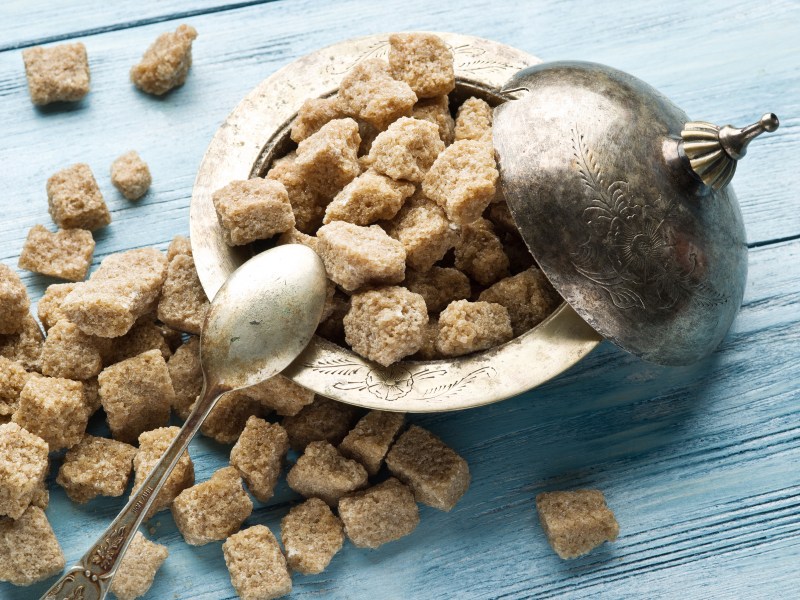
41, 244, 328, 600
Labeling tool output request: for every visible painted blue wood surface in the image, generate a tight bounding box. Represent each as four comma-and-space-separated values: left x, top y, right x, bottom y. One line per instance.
1, 1, 798, 598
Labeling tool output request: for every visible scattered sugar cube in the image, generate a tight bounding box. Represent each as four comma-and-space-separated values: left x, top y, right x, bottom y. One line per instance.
201, 389, 263, 444
454, 97, 493, 144
295, 118, 362, 198
404, 267, 471, 313
0, 423, 48, 519
385, 193, 458, 272
230, 416, 288, 503
0, 506, 65, 585
291, 96, 347, 143
367, 117, 444, 183
283, 397, 360, 452
281, 498, 344, 574
172, 466, 253, 545
18, 225, 95, 281
412, 95, 455, 145
0, 357, 30, 417
167, 337, 202, 420
479, 268, 561, 336
414, 318, 440, 360
107, 320, 172, 365
337, 59, 417, 129
287, 441, 368, 507
111, 151, 152, 200
130, 24, 198, 96
156, 253, 209, 334
241, 374, 315, 417
389, 33, 455, 99
317, 222, 406, 292
98, 349, 174, 443
37, 283, 78, 331
338, 477, 419, 549
266, 153, 326, 234
436, 300, 513, 357
536, 490, 620, 559
40, 320, 105, 380
0, 264, 30, 335
0, 315, 44, 371
422, 140, 499, 225
109, 531, 169, 600
223, 525, 291, 600
56, 434, 136, 504
167, 235, 193, 261
454, 217, 509, 286
46, 163, 111, 231
213, 178, 295, 246
132, 426, 195, 518
22, 42, 89, 105
323, 169, 415, 226
339, 410, 405, 476
13, 376, 87, 451
276, 228, 319, 253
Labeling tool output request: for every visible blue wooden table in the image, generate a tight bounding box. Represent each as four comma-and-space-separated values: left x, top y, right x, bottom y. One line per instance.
1, 1, 798, 598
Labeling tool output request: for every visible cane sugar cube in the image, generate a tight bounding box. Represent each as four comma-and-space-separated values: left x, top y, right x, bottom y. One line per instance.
283, 397, 361, 452
414, 318, 440, 360
37, 283, 77, 331
386, 194, 458, 272
0, 265, 29, 335
46, 163, 110, 231
31, 478, 49, 510
0, 357, 30, 417
266, 153, 326, 234
455, 97, 493, 144
281, 498, 344, 574
436, 300, 512, 357
13, 376, 87, 451
344, 286, 427, 367
287, 441, 368, 507
132, 426, 195, 518
109, 531, 168, 600
323, 169, 414, 226
536, 490, 620, 559
111, 151, 152, 200
131, 24, 197, 96
172, 466, 252, 545
454, 218, 509, 286
0, 506, 65, 585
98, 350, 174, 443
22, 42, 89, 105
230, 416, 288, 503
386, 425, 470, 511
317, 222, 406, 292
82, 377, 101, 415
291, 96, 347, 143
167, 337, 202, 420
412, 95, 455, 145
201, 389, 263, 444
107, 320, 172, 365
18, 225, 95, 282
223, 525, 291, 600
40, 320, 104, 380
423, 140, 499, 225
156, 254, 209, 334
242, 374, 314, 417
295, 118, 362, 198
338, 477, 419, 549
276, 228, 319, 253
167, 235, 193, 261
0, 315, 43, 371
339, 410, 405, 476
0, 423, 48, 519
337, 59, 417, 129
56, 434, 136, 504
388, 33, 455, 99
212, 178, 295, 247
479, 268, 561, 336
367, 118, 444, 183
404, 267, 471, 314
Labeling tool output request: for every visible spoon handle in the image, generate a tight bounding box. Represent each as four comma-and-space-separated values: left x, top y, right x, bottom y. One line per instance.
40, 382, 224, 600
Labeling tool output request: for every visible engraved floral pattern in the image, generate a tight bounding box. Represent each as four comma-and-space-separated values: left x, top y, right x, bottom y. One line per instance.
89, 525, 127, 572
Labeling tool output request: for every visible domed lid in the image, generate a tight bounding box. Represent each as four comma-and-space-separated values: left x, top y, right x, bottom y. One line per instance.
493, 61, 778, 365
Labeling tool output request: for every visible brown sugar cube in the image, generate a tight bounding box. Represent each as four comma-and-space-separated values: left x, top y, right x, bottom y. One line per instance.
291, 96, 347, 143
338, 477, 419, 549
367, 118, 444, 185
172, 466, 252, 545
106, 320, 172, 365
455, 97, 493, 144
22, 42, 89, 105
200, 389, 263, 444
276, 228, 319, 253
213, 178, 295, 246
46, 163, 111, 231
38, 283, 78, 331
388, 33, 455, 99
479, 268, 562, 336
0, 357, 30, 417
281, 498, 344, 574
0, 506, 65, 585
339, 410, 405, 476
157, 253, 209, 334
0, 315, 44, 371
230, 416, 288, 503
412, 95, 455, 145
337, 59, 417, 129
454, 217, 509, 286
167, 234, 193, 261
423, 140, 499, 225
0, 423, 48, 519
0, 264, 29, 335
242, 374, 315, 417
56, 434, 136, 504
536, 489, 620, 559
414, 318, 440, 360
295, 118, 362, 198
317, 221, 406, 292
61, 248, 168, 338
283, 396, 361, 452
266, 152, 326, 234
167, 337, 202, 420
98, 349, 174, 443
344, 286, 428, 367
386, 193, 458, 272
131, 24, 198, 96
323, 169, 415, 226
287, 441, 368, 507
436, 300, 512, 357
30, 478, 49, 510
132, 426, 194, 518
109, 531, 168, 600
111, 151, 152, 200
405, 267, 471, 313
40, 320, 104, 380
18, 225, 95, 281
13, 376, 87, 451
223, 525, 291, 600
82, 377, 101, 416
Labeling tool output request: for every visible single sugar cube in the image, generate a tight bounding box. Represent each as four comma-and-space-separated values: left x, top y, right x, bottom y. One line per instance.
339, 410, 405, 476
291, 96, 347, 143
479, 268, 561, 336
130, 24, 198, 96
266, 152, 326, 234
22, 42, 90, 105
385, 193, 458, 272
0, 264, 30, 335
405, 267, 471, 313
18, 225, 95, 282
317, 221, 406, 292
412, 95, 455, 145
46, 163, 111, 231
13, 376, 87, 451
201, 389, 263, 444
295, 118, 362, 198
37, 283, 78, 331
230, 416, 288, 503
344, 286, 428, 367
98, 349, 174, 443
223, 525, 291, 600
0, 422, 48, 519
287, 441, 368, 507
156, 253, 209, 334
109, 531, 169, 600
367, 117, 444, 183
167, 235, 193, 261
536, 489, 620, 559
212, 178, 295, 246
323, 169, 415, 226
40, 319, 105, 380
454, 97, 493, 144
167, 337, 202, 420
243, 374, 315, 417
282, 397, 360, 451
132, 426, 195, 518
172, 466, 253, 545
107, 320, 172, 365
0, 357, 30, 417
111, 151, 152, 200
388, 33, 455, 99
280, 498, 344, 574
0, 315, 44, 371
56, 434, 136, 504
338, 477, 419, 549
337, 59, 417, 129
436, 299, 513, 357
0, 506, 65, 585
385, 425, 470, 511
422, 140, 499, 225
454, 217, 509, 286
